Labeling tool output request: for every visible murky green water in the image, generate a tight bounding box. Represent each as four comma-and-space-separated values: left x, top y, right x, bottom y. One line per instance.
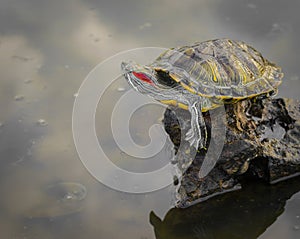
1, 0, 300, 238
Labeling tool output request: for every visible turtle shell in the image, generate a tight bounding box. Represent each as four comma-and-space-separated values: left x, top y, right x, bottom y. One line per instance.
151, 39, 283, 100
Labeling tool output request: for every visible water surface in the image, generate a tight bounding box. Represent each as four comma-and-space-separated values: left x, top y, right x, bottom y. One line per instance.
1, 0, 300, 238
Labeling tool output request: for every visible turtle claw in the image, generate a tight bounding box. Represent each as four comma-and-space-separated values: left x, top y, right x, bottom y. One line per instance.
185, 129, 194, 140
185, 129, 202, 150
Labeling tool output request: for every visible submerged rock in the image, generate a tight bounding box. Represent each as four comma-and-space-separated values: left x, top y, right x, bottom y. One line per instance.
163, 97, 300, 208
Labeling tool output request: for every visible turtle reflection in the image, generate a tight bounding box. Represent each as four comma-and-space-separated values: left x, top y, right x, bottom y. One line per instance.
150, 176, 300, 239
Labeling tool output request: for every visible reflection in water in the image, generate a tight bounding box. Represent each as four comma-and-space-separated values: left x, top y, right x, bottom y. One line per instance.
150, 177, 300, 239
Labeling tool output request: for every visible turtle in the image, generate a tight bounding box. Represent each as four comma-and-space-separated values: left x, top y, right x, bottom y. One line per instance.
121, 38, 283, 173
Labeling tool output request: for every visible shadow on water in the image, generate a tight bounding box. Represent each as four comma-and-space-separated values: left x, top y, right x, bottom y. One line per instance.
150, 176, 300, 239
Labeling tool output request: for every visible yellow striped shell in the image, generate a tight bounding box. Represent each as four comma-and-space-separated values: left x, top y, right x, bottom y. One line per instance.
151, 39, 283, 102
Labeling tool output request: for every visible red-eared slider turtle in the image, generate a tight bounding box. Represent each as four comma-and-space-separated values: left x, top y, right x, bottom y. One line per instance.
122, 38, 283, 161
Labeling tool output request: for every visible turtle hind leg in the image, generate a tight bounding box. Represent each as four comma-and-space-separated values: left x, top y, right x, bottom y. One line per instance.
233, 101, 256, 132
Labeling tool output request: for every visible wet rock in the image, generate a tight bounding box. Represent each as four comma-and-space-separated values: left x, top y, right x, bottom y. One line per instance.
164, 98, 300, 207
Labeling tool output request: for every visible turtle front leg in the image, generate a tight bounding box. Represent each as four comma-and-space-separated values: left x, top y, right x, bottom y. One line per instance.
185, 101, 207, 150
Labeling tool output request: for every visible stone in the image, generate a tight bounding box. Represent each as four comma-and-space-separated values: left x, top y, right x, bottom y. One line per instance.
163, 97, 300, 207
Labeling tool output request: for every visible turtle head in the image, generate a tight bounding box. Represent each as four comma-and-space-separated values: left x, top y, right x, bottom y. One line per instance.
121, 61, 158, 94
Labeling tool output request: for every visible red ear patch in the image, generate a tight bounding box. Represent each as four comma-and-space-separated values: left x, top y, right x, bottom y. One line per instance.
132, 72, 154, 85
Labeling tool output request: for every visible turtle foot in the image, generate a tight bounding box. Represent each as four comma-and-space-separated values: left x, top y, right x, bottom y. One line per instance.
185, 128, 202, 149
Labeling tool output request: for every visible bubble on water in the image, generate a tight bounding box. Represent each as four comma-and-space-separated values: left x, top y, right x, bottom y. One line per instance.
65, 194, 73, 200
15, 95, 25, 101
271, 23, 280, 30
73, 93, 79, 98
25, 182, 87, 218
37, 119, 48, 126
58, 183, 87, 201
24, 79, 33, 84
64, 65, 69, 69
139, 22, 152, 30
117, 87, 126, 92
293, 225, 300, 230
269, 22, 291, 36
296, 215, 300, 219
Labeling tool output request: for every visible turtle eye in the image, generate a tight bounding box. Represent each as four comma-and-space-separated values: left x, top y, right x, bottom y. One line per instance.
155, 70, 179, 87
132, 71, 154, 85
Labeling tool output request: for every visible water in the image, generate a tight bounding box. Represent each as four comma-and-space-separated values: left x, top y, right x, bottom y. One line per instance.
0, 0, 300, 238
